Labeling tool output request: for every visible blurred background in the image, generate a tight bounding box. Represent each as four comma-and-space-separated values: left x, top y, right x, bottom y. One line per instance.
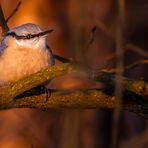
0, 0, 148, 147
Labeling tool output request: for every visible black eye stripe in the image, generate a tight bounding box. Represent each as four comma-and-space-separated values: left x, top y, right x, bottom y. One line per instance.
6, 32, 17, 37
6, 32, 34, 40
6, 29, 54, 40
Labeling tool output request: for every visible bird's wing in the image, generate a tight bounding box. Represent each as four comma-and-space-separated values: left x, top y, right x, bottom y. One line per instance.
46, 44, 70, 63
46, 44, 55, 66
0, 38, 8, 55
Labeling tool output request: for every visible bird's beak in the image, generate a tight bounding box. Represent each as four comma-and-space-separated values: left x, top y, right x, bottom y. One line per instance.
37, 29, 54, 37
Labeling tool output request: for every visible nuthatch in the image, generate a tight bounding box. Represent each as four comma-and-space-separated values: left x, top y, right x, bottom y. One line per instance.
0, 23, 55, 86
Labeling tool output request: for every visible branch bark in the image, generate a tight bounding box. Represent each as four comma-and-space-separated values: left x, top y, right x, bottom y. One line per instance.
0, 63, 147, 117
1, 87, 148, 118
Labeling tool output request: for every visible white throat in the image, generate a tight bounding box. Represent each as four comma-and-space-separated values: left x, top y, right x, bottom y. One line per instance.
15, 37, 46, 50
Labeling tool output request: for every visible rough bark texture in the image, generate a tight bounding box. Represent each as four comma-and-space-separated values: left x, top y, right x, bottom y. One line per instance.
0, 63, 147, 118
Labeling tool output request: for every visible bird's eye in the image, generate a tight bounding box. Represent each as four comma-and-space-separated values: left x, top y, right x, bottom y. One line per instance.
26, 34, 32, 39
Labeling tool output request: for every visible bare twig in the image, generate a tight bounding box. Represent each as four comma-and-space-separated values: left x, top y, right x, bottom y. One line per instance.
125, 59, 148, 70
0, 4, 9, 37
95, 19, 113, 39
95, 16, 148, 68
5, 1, 21, 23
104, 59, 148, 73
85, 26, 97, 51
111, 0, 125, 147
106, 44, 148, 67
0, 1, 22, 39
126, 43, 148, 58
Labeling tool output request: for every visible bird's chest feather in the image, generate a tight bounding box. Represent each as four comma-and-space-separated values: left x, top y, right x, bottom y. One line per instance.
0, 47, 50, 85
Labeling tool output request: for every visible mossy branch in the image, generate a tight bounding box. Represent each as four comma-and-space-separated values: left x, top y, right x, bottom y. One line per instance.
7, 88, 148, 118
0, 63, 147, 117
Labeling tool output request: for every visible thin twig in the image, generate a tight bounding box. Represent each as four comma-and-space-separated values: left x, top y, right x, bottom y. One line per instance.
125, 59, 148, 70
106, 44, 148, 68
126, 43, 148, 57
95, 17, 148, 68
95, 19, 113, 39
111, 0, 125, 148
85, 26, 97, 51
5, 1, 21, 23
104, 59, 148, 73
0, 4, 9, 37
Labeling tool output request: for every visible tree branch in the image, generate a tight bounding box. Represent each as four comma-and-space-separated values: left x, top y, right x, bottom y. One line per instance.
1, 88, 148, 118
0, 63, 147, 117
5, 1, 22, 23
0, 4, 9, 37
104, 59, 148, 73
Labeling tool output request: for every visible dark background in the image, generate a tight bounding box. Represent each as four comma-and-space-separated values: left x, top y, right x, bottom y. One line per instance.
0, 0, 148, 147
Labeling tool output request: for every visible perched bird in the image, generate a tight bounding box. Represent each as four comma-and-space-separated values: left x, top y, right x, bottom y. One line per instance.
0, 23, 55, 86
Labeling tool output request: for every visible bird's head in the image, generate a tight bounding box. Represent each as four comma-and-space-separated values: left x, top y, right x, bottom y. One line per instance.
3, 23, 53, 50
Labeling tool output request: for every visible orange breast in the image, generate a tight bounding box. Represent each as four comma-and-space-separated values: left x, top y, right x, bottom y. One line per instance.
0, 46, 51, 85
